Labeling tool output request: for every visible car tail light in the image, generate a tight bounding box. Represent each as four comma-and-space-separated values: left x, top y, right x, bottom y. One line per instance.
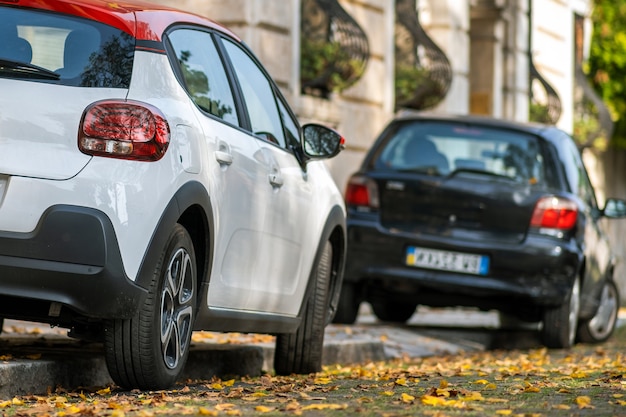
345, 175, 379, 209
79, 100, 170, 161
530, 196, 578, 230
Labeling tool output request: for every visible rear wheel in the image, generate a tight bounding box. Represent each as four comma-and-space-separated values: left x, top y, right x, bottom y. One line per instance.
332, 282, 360, 325
371, 300, 417, 323
541, 276, 580, 349
274, 240, 332, 375
104, 224, 197, 390
577, 279, 619, 344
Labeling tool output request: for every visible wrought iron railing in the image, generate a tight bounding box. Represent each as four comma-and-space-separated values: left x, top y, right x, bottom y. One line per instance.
395, 0, 452, 110
300, 0, 369, 98
529, 59, 562, 124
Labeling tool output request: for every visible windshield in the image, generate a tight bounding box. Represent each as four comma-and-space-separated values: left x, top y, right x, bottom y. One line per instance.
0, 6, 134, 88
374, 121, 547, 185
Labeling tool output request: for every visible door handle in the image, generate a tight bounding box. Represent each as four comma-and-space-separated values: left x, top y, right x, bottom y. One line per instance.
269, 173, 284, 187
215, 141, 233, 166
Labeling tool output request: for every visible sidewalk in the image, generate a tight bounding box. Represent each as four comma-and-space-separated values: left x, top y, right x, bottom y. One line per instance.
0, 306, 624, 398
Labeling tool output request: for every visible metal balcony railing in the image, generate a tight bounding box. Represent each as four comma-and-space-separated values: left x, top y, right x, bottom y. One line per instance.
395, 0, 452, 110
529, 59, 562, 125
300, 0, 369, 98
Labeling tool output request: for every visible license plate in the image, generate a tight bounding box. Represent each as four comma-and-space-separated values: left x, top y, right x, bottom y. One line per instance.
406, 246, 489, 275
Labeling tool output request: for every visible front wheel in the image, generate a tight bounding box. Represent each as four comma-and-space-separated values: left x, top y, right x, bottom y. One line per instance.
577, 279, 619, 344
104, 224, 197, 390
541, 276, 580, 349
274, 240, 332, 375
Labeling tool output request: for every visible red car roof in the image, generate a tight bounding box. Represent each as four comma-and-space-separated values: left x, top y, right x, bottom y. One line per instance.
5, 0, 240, 42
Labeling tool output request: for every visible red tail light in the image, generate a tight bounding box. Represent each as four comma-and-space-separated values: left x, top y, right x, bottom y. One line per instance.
530, 196, 578, 230
79, 100, 170, 161
345, 175, 379, 209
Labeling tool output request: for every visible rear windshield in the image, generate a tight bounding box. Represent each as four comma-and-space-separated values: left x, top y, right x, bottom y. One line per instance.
0, 6, 134, 88
374, 121, 547, 185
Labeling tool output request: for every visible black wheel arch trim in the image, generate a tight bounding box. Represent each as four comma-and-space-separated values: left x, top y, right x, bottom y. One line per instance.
134, 181, 214, 293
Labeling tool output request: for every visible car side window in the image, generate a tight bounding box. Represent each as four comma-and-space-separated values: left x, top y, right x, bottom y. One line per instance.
221, 38, 287, 147
168, 29, 239, 126
557, 133, 598, 210
277, 99, 301, 150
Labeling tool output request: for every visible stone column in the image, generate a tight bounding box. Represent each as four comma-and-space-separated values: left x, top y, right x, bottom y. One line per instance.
421, 0, 470, 115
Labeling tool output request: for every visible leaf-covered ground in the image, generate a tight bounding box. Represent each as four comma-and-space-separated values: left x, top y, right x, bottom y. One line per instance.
2, 326, 626, 417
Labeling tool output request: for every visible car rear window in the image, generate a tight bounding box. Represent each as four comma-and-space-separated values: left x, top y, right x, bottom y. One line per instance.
0, 6, 134, 88
374, 121, 547, 185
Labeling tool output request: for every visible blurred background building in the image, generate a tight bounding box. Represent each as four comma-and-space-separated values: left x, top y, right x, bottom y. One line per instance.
150, 0, 626, 300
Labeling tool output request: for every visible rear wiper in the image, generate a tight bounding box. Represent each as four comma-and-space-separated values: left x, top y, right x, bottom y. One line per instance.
0, 59, 60, 80
447, 168, 517, 181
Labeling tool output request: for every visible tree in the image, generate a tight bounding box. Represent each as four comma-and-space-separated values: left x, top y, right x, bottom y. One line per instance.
587, 0, 626, 147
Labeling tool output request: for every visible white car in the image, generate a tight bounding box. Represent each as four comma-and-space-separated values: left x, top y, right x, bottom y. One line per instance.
0, 0, 347, 390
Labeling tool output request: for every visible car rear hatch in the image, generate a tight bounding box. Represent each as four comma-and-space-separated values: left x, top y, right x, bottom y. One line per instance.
0, 5, 135, 180
369, 120, 554, 245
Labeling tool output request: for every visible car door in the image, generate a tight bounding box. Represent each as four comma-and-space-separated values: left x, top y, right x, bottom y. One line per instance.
167, 28, 271, 312
556, 132, 610, 306
219, 37, 313, 316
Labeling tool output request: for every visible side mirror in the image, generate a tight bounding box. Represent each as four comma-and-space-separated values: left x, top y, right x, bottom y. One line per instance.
603, 198, 626, 218
302, 123, 345, 160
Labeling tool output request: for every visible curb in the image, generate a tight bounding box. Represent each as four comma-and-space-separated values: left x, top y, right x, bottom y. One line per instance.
0, 336, 387, 398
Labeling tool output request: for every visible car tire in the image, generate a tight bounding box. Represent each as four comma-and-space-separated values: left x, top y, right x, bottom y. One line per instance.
274, 240, 332, 375
577, 278, 619, 344
541, 276, 580, 349
371, 300, 417, 323
104, 224, 197, 390
332, 282, 360, 325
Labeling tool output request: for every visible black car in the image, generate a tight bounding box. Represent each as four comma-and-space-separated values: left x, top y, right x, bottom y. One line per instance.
335, 113, 626, 348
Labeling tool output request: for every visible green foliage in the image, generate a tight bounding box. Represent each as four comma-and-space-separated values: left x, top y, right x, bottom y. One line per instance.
529, 102, 552, 124
395, 65, 427, 106
588, 0, 626, 147
300, 39, 364, 96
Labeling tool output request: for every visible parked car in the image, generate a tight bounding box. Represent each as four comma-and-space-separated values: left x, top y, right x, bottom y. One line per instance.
0, 0, 347, 390
335, 112, 626, 349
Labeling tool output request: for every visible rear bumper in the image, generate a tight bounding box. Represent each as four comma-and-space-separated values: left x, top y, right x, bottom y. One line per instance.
0, 205, 147, 321
345, 217, 581, 309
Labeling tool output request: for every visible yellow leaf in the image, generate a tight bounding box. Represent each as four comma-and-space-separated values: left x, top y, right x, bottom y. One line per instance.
211, 383, 223, 390
554, 404, 571, 410
25, 353, 42, 360
422, 395, 446, 406
395, 378, 407, 386
486, 383, 497, 390
252, 392, 268, 397
496, 410, 512, 415
96, 387, 111, 395
215, 403, 236, 411
576, 396, 593, 409
11, 398, 24, 406
571, 371, 588, 378
110, 410, 125, 417
614, 394, 624, 398
224, 379, 235, 387
198, 407, 218, 416
226, 410, 242, 416
0, 401, 11, 408
439, 380, 448, 389
255, 405, 273, 413
314, 377, 332, 384
381, 391, 394, 396
66, 405, 82, 414
401, 393, 415, 403
474, 379, 489, 385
